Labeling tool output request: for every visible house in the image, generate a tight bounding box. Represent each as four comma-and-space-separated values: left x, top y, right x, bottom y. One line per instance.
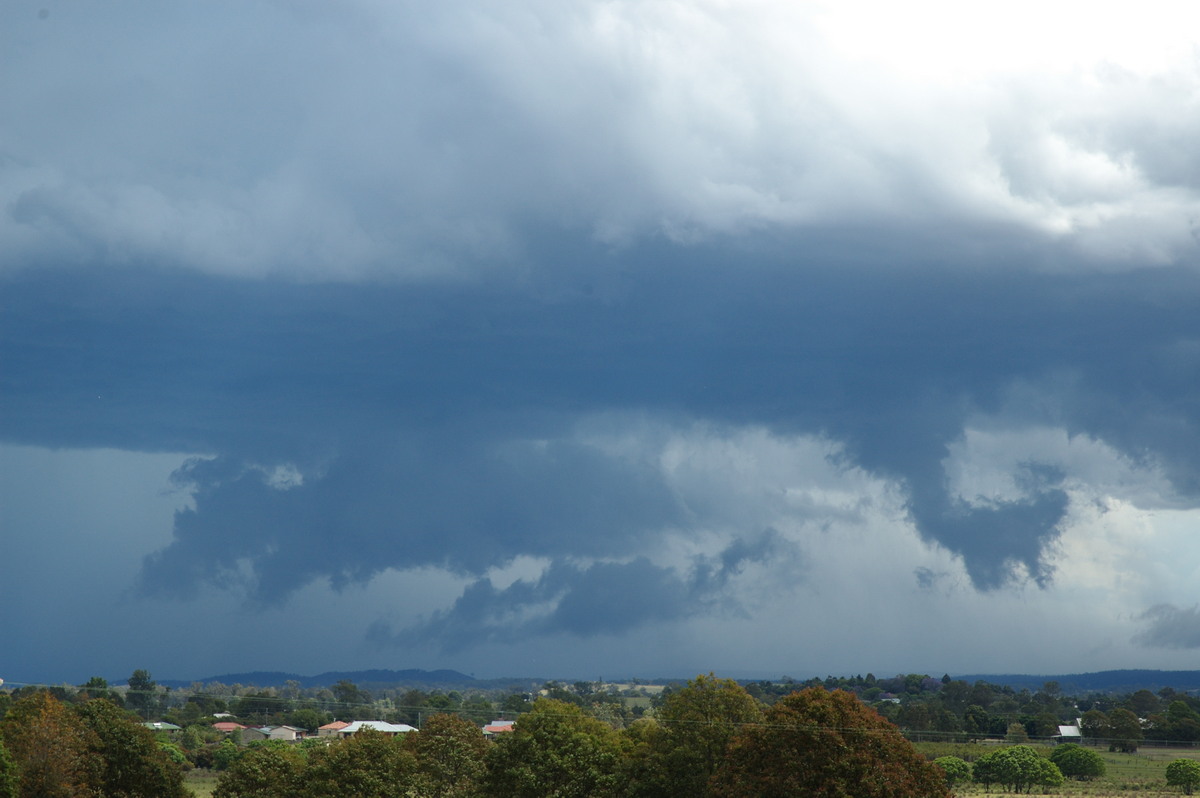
239, 725, 304, 744
1055, 724, 1083, 744
337, 720, 416, 737
239, 727, 271, 744
212, 721, 246, 734
142, 721, 182, 734
266, 725, 304, 742
483, 720, 515, 737
318, 720, 350, 737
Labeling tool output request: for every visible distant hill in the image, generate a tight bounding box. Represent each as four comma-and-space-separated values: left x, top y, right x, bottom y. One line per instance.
953, 669, 1200, 694
158, 668, 477, 690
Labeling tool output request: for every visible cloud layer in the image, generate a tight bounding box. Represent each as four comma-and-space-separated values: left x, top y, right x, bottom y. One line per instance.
4, 0, 1200, 681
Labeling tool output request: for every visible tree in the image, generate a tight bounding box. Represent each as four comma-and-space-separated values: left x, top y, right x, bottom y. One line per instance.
711, 688, 951, 798
331, 680, 372, 720
0, 734, 16, 798
1005, 721, 1030, 744
78, 676, 122, 706
75, 698, 188, 797
630, 674, 763, 797
127, 670, 159, 719
1080, 708, 1110, 746
214, 742, 307, 798
405, 713, 489, 797
933, 755, 971, 787
973, 745, 1062, 794
1108, 708, 1143, 753
485, 698, 625, 798
1167, 759, 1200, 795
1, 690, 101, 798
1049, 742, 1105, 780
303, 729, 418, 798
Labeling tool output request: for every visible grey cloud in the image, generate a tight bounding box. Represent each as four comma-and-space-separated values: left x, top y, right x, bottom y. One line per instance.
7, 253, 1200, 620
1134, 605, 1200, 649
371, 533, 793, 651
4, 3, 1199, 280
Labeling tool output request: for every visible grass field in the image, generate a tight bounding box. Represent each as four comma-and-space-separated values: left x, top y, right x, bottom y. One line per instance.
915, 741, 1200, 796
184, 769, 218, 798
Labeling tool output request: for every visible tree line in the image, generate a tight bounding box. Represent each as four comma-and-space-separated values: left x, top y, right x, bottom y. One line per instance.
0, 674, 952, 797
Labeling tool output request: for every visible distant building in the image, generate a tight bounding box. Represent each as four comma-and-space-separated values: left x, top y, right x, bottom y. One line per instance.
212, 721, 246, 734
337, 720, 416, 737
1055, 724, 1083, 744
142, 721, 182, 734
318, 720, 350, 737
483, 720, 515, 737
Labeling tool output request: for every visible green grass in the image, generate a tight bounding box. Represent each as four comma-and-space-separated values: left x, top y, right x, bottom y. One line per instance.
915, 742, 1200, 796
184, 769, 218, 798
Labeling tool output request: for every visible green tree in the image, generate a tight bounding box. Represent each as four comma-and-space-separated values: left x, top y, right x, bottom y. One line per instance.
78, 676, 122, 705
75, 698, 188, 797
973, 745, 1063, 794
1108, 707, 1143, 753
214, 742, 306, 798
1005, 721, 1030, 744
288, 707, 330, 733
406, 713, 489, 797
933, 755, 971, 787
0, 734, 17, 798
1167, 759, 1200, 795
711, 688, 951, 798
212, 738, 241, 771
331, 680, 372, 720
1049, 742, 1105, 780
485, 698, 624, 798
303, 729, 418, 798
634, 674, 763, 798
126, 670, 159, 719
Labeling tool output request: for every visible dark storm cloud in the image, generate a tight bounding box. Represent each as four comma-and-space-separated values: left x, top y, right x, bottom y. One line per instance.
1134, 605, 1200, 649
370, 531, 792, 650
6, 243, 1200, 639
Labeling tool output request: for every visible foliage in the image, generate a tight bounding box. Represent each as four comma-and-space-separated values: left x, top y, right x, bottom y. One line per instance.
0, 734, 16, 798
485, 698, 625, 798
75, 697, 188, 797
213, 742, 306, 798
0, 690, 101, 798
212, 738, 241, 770
1049, 741, 1106, 780
303, 728, 418, 797
973, 745, 1063, 794
126, 669, 160, 719
1109, 707, 1144, 753
711, 688, 951, 798
933, 755, 971, 786
627, 673, 763, 797
1167, 759, 1200, 795
405, 712, 489, 797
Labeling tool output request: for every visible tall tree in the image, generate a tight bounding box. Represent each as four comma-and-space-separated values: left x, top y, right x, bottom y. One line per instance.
126, 670, 159, 719
75, 698, 188, 798
213, 742, 307, 798
1, 691, 101, 798
303, 729, 417, 798
406, 713, 489, 798
485, 698, 625, 798
1107, 708, 1143, 753
627, 674, 763, 797
0, 734, 17, 798
711, 688, 951, 798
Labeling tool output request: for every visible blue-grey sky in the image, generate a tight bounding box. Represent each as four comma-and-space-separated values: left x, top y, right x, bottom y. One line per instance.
4, 0, 1200, 685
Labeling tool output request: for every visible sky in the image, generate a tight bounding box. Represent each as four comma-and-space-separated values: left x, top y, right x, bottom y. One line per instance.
3, 0, 1200, 686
